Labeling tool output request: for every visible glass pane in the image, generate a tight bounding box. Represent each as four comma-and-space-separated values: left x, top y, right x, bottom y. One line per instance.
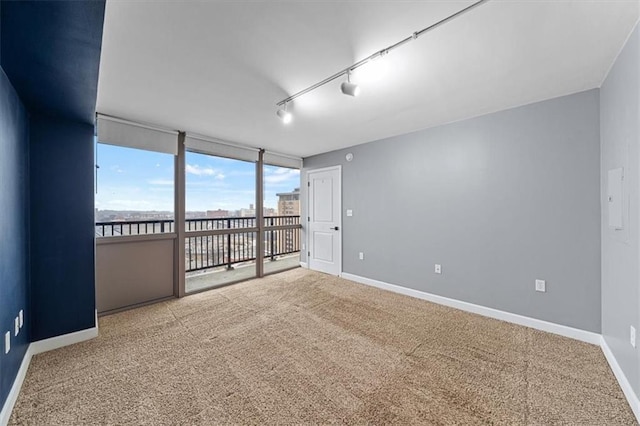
263, 165, 301, 274
185, 152, 256, 292
95, 143, 174, 237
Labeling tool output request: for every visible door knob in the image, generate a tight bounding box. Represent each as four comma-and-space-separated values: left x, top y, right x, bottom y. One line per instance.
332, 226, 339, 231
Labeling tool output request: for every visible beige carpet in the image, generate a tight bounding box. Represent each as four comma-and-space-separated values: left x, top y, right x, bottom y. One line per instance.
9, 269, 637, 425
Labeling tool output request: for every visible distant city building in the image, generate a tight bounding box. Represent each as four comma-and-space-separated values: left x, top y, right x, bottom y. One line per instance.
185, 211, 207, 220
276, 188, 300, 216
239, 203, 256, 217
207, 209, 229, 218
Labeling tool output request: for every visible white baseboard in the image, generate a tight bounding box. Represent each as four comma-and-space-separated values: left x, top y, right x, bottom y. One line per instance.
299, 262, 308, 268
0, 311, 98, 426
30, 310, 98, 355
341, 273, 601, 345
341, 272, 640, 422
600, 337, 640, 421
0, 345, 33, 426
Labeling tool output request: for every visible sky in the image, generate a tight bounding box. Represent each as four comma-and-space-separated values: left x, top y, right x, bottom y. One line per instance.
95, 143, 300, 212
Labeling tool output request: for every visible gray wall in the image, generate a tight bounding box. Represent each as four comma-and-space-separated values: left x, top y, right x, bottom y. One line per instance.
303, 89, 601, 333
601, 22, 640, 397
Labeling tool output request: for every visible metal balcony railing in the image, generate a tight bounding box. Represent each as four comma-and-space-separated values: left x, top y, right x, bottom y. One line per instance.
96, 216, 301, 272
96, 219, 175, 236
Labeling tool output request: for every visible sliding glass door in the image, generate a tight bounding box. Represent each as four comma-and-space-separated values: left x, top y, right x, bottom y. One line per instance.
262, 164, 301, 275
184, 151, 257, 293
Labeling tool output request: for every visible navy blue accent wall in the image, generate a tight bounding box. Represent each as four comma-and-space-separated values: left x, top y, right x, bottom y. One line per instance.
29, 114, 96, 341
0, 0, 104, 410
1, 0, 105, 124
0, 68, 30, 410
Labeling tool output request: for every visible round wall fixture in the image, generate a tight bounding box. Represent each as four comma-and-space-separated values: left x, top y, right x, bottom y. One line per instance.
345, 153, 354, 162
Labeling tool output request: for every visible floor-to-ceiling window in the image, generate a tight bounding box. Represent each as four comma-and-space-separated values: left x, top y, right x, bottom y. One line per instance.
184, 151, 257, 293
94, 116, 179, 314
262, 163, 301, 275
94, 118, 303, 308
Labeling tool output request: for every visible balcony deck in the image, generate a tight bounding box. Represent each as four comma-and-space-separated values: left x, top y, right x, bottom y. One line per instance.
186, 253, 300, 293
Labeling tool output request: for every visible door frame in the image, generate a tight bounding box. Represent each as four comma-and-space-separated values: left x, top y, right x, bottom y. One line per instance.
305, 165, 342, 276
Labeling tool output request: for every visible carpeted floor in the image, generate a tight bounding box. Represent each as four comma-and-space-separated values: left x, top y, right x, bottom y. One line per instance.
9, 268, 637, 425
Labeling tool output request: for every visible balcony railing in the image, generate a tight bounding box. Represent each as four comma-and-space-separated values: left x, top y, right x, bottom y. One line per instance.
96, 216, 301, 273
96, 219, 174, 237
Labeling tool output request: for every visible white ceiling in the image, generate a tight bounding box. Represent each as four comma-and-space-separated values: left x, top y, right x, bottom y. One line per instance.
97, 0, 639, 158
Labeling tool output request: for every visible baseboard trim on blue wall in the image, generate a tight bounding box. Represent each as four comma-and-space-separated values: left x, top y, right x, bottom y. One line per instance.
30, 312, 99, 355
601, 337, 640, 421
0, 311, 98, 426
341, 272, 601, 344
0, 345, 32, 426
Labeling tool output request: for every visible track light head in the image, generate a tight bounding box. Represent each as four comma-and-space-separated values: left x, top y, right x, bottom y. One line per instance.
277, 107, 292, 124
341, 70, 360, 97
340, 81, 360, 97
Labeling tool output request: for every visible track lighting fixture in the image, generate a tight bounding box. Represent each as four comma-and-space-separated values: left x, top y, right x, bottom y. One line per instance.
275, 0, 490, 120
340, 71, 360, 97
276, 103, 292, 124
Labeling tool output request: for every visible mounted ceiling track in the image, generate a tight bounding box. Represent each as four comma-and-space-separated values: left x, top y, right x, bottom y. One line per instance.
275, 0, 490, 121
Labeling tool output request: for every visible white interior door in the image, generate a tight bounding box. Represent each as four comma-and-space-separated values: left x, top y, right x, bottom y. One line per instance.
307, 166, 341, 275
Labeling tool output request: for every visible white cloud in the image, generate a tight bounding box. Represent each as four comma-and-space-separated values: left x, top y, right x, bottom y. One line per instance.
110, 165, 124, 173
186, 164, 225, 180
264, 167, 300, 185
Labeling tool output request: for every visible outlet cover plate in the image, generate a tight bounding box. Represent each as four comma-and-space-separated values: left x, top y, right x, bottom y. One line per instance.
535, 279, 546, 292
435, 264, 442, 274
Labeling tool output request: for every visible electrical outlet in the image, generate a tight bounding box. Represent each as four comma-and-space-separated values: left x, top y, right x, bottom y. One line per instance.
631, 326, 636, 348
14, 317, 19, 336
435, 264, 442, 274
346, 209, 353, 217
4, 331, 10, 354
359, 252, 364, 260
535, 279, 546, 292
19, 310, 23, 328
